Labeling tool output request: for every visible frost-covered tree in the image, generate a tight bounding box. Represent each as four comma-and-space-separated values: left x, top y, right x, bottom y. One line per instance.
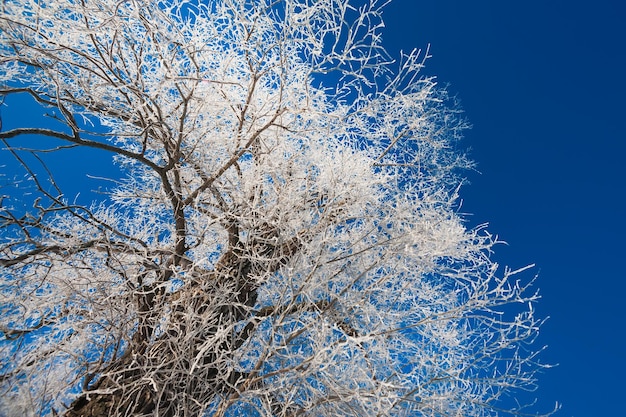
0, 0, 554, 416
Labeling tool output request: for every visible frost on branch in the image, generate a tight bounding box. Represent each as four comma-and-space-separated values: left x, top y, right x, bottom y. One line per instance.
0, 0, 554, 416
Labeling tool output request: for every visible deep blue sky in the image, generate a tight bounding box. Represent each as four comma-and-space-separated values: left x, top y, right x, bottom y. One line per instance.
382, 0, 625, 415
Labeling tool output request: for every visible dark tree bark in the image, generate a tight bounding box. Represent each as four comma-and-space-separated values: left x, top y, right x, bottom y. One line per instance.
64, 232, 299, 417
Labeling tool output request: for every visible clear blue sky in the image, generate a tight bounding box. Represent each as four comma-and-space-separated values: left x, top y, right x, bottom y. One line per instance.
382, 0, 626, 415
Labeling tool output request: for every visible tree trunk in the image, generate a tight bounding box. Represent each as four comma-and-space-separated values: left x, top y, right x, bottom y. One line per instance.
65, 233, 299, 416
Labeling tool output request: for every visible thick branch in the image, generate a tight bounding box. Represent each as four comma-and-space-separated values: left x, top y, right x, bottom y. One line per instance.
0, 127, 162, 172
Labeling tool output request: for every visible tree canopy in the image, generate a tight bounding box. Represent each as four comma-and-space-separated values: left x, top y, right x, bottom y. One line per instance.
0, 1, 553, 416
